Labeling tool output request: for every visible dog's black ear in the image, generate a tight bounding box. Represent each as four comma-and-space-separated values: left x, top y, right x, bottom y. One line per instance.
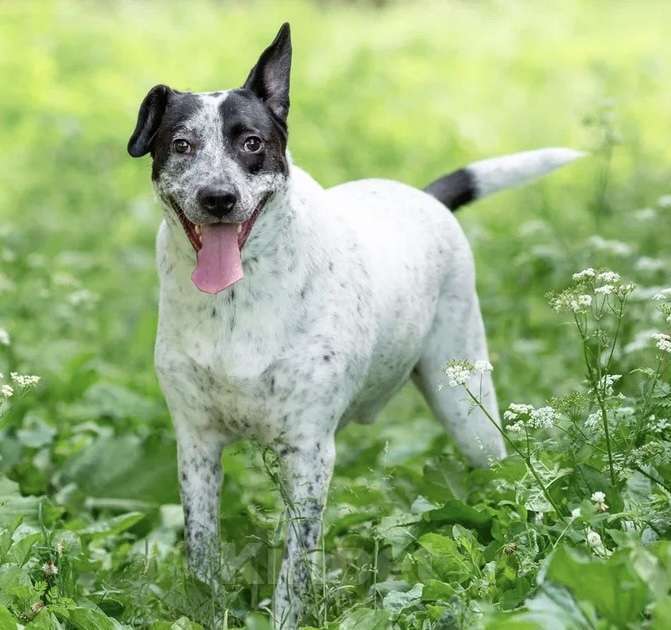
243, 23, 292, 124
127, 84, 172, 157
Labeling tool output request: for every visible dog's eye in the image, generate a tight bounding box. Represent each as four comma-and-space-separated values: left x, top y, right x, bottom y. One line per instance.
173, 139, 192, 154
242, 136, 263, 153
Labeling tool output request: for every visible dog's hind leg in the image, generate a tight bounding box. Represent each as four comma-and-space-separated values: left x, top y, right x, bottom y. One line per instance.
273, 434, 336, 629
413, 259, 506, 467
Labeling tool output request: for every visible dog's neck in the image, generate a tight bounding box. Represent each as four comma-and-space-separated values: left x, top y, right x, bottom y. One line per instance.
159, 164, 321, 298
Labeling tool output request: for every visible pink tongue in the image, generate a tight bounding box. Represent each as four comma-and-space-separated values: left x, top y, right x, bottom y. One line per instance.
191, 224, 243, 294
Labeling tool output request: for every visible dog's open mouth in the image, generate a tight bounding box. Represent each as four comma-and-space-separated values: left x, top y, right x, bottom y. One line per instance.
169, 194, 270, 295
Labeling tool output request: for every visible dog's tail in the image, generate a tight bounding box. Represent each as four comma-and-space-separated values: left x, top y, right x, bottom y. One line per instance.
424, 147, 586, 211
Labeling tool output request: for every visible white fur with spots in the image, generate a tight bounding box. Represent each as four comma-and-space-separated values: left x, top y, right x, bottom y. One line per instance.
154, 98, 579, 626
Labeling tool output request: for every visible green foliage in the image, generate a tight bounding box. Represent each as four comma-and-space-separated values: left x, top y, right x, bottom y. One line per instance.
1, 0, 671, 627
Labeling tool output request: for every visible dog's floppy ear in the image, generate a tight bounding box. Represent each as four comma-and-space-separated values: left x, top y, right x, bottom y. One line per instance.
243, 23, 292, 124
127, 84, 172, 157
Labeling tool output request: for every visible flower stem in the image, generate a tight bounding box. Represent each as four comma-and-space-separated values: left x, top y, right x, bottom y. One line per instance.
597, 395, 616, 485
464, 388, 566, 521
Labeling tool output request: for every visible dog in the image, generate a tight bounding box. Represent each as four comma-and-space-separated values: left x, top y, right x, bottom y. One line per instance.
127, 23, 582, 628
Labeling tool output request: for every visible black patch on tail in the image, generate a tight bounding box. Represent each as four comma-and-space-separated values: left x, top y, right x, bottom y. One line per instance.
423, 168, 477, 211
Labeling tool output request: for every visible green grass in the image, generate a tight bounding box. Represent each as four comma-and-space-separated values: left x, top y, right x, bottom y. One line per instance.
1, 0, 671, 628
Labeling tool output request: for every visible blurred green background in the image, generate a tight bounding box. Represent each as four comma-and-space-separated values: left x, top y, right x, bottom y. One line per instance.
2, 0, 670, 401
1, 1, 671, 627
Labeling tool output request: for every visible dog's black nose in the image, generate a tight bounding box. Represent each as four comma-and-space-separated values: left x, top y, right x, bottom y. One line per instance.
198, 187, 238, 218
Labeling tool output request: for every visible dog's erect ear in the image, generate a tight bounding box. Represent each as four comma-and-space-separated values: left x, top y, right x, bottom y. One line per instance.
127, 84, 172, 157
243, 23, 292, 123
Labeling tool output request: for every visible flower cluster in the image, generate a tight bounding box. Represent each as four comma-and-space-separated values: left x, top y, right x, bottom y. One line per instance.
591, 490, 609, 512
652, 332, 671, 354
551, 268, 635, 313
596, 373, 622, 396
0, 371, 40, 399
9, 372, 41, 388
504, 402, 558, 432
658, 194, 671, 208
587, 236, 632, 257
549, 289, 594, 313
443, 359, 493, 388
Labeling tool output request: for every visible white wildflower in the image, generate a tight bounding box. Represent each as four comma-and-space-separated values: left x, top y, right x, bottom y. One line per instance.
585, 412, 601, 433
653, 418, 670, 434
473, 360, 493, 374
1, 384, 14, 398
0, 328, 9, 346
10, 372, 41, 388
506, 420, 525, 433
587, 236, 632, 256
591, 491, 609, 512
568, 294, 593, 312
509, 403, 534, 415
573, 268, 596, 281
624, 328, 660, 354
635, 257, 665, 272
598, 374, 621, 396
597, 271, 621, 283
68, 289, 98, 306
504, 403, 533, 421
595, 284, 614, 295
529, 406, 558, 429
571, 507, 581, 519
634, 207, 656, 221
652, 288, 671, 301
42, 561, 58, 577
444, 362, 472, 387
658, 194, 671, 208
653, 333, 671, 353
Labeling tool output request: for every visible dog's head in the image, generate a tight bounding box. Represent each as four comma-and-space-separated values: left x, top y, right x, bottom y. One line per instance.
127, 24, 291, 293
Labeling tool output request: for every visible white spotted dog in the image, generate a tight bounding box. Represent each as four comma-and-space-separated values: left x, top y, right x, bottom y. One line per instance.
127, 23, 583, 629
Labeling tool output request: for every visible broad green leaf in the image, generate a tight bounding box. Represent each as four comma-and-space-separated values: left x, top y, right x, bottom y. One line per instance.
26, 609, 64, 629
651, 595, 671, 630
376, 512, 420, 558
382, 583, 423, 616
334, 608, 390, 630
0, 476, 42, 527
485, 584, 593, 630
424, 500, 492, 537
413, 533, 473, 583
421, 579, 455, 601
0, 605, 17, 629
546, 545, 648, 625
67, 606, 128, 630
61, 435, 178, 503
6, 531, 41, 565
77, 512, 145, 540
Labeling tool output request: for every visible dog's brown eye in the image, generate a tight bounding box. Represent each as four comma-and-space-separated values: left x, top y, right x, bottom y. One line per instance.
173, 139, 191, 154
242, 136, 263, 153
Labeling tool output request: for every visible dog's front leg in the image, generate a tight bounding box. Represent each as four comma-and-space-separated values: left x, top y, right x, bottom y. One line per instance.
273, 436, 335, 629
174, 423, 226, 587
